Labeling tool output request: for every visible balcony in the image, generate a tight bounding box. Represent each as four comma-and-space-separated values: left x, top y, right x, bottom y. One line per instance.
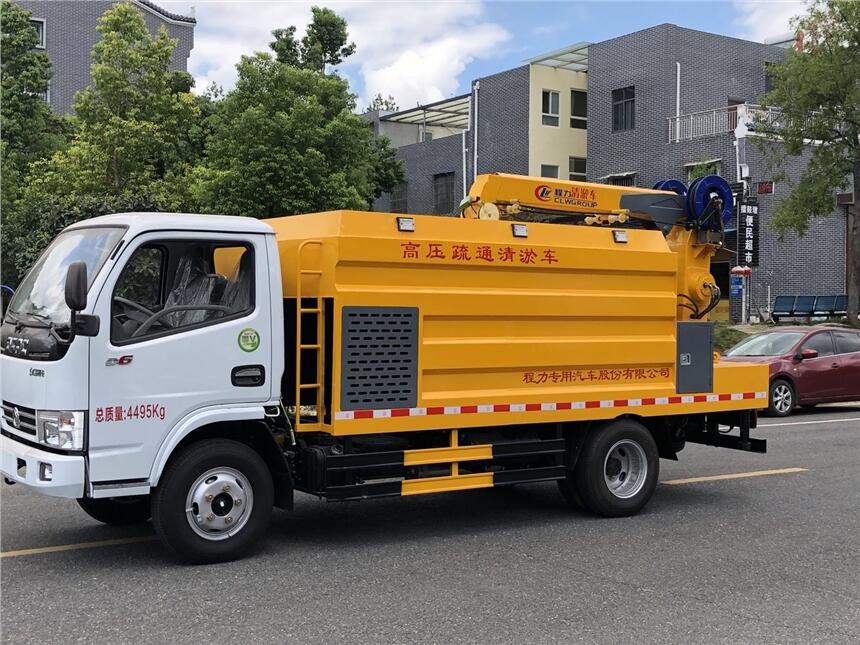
667, 104, 785, 143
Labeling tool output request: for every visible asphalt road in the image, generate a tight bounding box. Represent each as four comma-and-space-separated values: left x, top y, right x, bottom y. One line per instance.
2, 406, 859, 644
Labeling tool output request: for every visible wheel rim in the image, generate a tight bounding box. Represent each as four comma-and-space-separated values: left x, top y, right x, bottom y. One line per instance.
603, 439, 648, 499
772, 383, 792, 413
185, 467, 254, 541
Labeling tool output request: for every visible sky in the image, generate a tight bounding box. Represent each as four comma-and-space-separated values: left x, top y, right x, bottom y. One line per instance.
158, 0, 806, 109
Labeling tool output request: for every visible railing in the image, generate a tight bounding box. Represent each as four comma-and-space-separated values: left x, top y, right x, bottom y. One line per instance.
667, 105, 786, 143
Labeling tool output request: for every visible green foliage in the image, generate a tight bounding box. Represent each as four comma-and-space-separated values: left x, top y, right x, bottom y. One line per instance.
686, 161, 721, 182
24, 1, 200, 203
364, 93, 399, 113
759, 0, 859, 323
190, 53, 402, 217
270, 6, 356, 73
1, 0, 68, 285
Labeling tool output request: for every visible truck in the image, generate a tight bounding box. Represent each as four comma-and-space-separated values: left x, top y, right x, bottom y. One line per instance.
1, 173, 768, 564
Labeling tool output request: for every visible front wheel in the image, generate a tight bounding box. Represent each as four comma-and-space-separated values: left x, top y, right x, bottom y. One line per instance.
768, 378, 795, 417
77, 495, 151, 525
565, 419, 659, 517
152, 439, 273, 564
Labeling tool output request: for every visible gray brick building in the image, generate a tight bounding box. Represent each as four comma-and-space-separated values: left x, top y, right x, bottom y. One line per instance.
370, 49, 588, 216
587, 24, 848, 320
16, 0, 195, 114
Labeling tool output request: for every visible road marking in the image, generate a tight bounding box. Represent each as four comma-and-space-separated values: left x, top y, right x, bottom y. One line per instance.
662, 467, 808, 486
0, 535, 156, 559
759, 417, 860, 428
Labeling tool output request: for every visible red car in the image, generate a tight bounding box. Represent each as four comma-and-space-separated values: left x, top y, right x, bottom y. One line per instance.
722, 326, 860, 417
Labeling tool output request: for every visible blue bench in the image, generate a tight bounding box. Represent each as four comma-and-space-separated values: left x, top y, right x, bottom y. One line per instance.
772, 294, 848, 322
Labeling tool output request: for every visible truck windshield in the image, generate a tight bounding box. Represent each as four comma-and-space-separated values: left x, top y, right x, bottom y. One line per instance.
6, 227, 124, 326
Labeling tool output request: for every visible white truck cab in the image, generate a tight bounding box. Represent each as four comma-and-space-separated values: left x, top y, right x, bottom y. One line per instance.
2, 213, 286, 561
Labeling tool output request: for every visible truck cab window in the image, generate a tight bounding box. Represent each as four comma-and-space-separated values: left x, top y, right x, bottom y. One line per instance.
111, 241, 254, 344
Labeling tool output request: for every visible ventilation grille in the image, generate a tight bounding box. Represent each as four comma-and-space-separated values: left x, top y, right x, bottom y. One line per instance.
340, 307, 418, 411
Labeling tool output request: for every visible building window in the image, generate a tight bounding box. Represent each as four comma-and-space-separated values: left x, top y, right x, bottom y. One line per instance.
608, 174, 636, 187
570, 90, 587, 129
764, 62, 776, 93
433, 172, 456, 214
30, 19, 46, 48
541, 90, 559, 126
422, 131, 433, 143
540, 164, 559, 179
611, 86, 635, 132
685, 160, 721, 182
569, 157, 586, 182
390, 183, 408, 213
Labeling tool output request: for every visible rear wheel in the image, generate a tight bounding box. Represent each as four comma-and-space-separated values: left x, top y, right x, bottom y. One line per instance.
564, 420, 659, 517
768, 379, 795, 417
152, 439, 273, 564
77, 495, 151, 525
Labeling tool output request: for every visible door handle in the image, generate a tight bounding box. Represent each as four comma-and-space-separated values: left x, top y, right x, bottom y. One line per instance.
232, 365, 265, 387
831, 363, 839, 369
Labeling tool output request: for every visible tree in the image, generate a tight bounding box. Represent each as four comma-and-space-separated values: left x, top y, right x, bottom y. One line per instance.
364, 93, 399, 113
190, 52, 402, 217
24, 1, 199, 203
270, 6, 356, 73
759, 0, 860, 325
1, 0, 67, 285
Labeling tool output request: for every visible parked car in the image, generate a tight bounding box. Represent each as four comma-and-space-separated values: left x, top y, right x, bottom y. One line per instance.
722, 326, 860, 417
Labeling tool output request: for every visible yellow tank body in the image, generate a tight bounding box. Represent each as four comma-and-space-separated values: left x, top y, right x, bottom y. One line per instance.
266, 207, 768, 437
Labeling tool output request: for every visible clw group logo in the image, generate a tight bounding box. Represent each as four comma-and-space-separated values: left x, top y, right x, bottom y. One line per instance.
535, 185, 552, 202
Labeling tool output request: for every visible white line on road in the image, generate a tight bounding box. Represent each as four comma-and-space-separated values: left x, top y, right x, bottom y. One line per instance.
758, 417, 860, 428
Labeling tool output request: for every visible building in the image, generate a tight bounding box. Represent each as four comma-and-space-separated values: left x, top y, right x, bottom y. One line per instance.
372, 24, 849, 322
586, 24, 847, 321
16, 0, 195, 114
368, 43, 589, 216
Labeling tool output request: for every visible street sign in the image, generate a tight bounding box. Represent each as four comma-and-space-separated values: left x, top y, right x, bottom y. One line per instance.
730, 274, 743, 297
736, 196, 759, 266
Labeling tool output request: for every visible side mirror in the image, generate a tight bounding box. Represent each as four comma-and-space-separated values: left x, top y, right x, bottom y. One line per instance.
65, 261, 87, 312
797, 348, 818, 360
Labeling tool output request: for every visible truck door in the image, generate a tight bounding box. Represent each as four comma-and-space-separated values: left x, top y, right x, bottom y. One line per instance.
87, 232, 273, 484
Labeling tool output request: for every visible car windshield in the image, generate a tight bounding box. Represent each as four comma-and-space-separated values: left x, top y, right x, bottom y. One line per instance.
6, 227, 124, 326
726, 331, 806, 357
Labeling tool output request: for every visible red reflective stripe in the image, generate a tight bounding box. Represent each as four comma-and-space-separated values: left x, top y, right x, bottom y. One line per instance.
461, 405, 478, 413
391, 408, 410, 417
525, 403, 541, 411
427, 407, 445, 415
353, 410, 373, 419
743, 392, 755, 399
556, 402, 572, 410
614, 399, 628, 407
493, 404, 511, 412
642, 398, 656, 405
719, 393, 732, 401
585, 401, 600, 409
693, 395, 707, 402
668, 396, 682, 404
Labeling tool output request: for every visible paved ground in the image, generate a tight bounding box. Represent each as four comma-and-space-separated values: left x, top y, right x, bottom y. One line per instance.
2, 406, 859, 644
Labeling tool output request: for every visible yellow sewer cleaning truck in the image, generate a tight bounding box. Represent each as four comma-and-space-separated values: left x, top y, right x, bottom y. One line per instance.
1, 173, 768, 563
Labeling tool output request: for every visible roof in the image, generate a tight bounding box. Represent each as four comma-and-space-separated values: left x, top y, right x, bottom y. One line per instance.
526, 42, 590, 72
380, 93, 471, 130
133, 0, 196, 24
65, 212, 274, 236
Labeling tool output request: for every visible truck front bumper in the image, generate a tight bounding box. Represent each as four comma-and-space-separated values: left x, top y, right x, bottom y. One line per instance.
1, 434, 85, 498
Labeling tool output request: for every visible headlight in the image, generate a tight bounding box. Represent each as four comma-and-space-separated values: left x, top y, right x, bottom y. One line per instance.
36, 410, 86, 450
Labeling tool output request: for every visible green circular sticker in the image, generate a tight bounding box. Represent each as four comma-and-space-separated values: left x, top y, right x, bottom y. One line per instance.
238, 328, 260, 352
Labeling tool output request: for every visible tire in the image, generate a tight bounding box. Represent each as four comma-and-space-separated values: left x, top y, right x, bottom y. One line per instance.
571, 419, 659, 517
557, 478, 586, 510
768, 378, 795, 417
77, 495, 151, 525
152, 439, 273, 565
